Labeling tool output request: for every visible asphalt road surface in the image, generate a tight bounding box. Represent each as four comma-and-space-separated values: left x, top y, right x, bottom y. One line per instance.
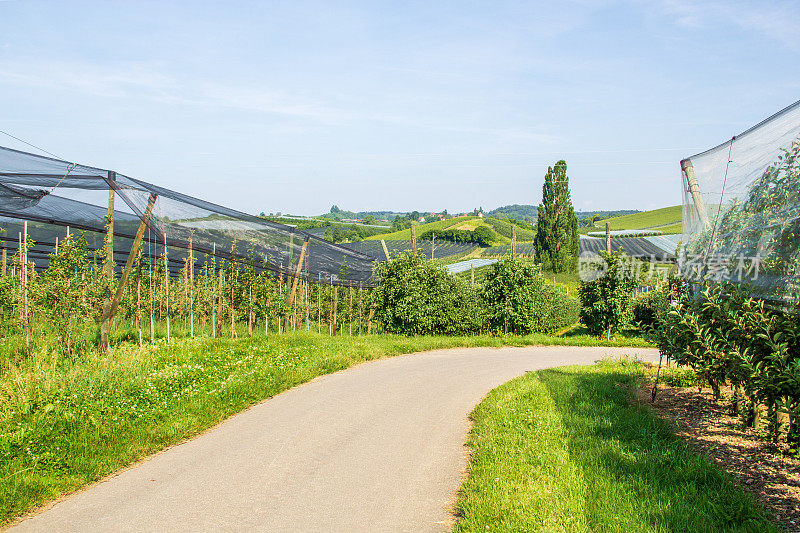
11, 346, 659, 533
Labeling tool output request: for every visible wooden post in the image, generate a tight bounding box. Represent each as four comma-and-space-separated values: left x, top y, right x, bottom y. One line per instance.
284, 237, 308, 331
164, 232, 170, 343
22, 221, 29, 351
349, 285, 353, 335
411, 225, 417, 255
512, 225, 517, 258
103, 171, 116, 281
332, 285, 338, 336
99, 172, 116, 351
212, 243, 217, 338
248, 283, 253, 336
318, 272, 322, 333
137, 249, 142, 347
681, 159, 710, 228
189, 238, 194, 337
381, 239, 390, 261
605, 222, 611, 253
100, 193, 157, 353
358, 282, 363, 335
367, 306, 375, 334
471, 263, 475, 287
1, 241, 5, 276
431, 233, 435, 260
217, 267, 224, 336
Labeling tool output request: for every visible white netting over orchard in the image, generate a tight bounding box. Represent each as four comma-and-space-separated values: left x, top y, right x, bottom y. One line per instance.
0, 145, 376, 287
681, 99, 800, 302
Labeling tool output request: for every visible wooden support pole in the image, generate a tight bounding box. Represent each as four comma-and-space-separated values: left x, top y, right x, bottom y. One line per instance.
318, 272, 322, 333
189, 238, 194, 337
681, 159, 710, 229
1, 241, 5, 276
284, 237, 308, 331
98, 173, 116, 351
349, 285, 353, 335
367, 306, 375, 335
332, 285, 338, 336
103, 171, 116, 281
411, 225, 417, 255
164, 232, 170, 343
381, 239, 390, 261
431, 233, 435, 260
512, 225, 517, 258
102, 194, 158, 338
217, 267, 223, 336
22, 221, 29, 351
137, 249, 142, 347
605, 222, 611, 253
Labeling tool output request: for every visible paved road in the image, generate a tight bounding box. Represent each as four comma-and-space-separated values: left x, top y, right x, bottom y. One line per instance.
12, 346, 659, 533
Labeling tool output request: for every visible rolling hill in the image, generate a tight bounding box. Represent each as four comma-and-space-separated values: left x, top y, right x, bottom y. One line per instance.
599, 205, 682, 234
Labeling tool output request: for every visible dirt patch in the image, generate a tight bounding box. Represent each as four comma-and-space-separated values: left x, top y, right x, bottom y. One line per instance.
633, 379, 800, 532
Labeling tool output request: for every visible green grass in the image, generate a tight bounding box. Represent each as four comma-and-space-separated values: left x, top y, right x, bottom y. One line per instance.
454, 360, 776, 532
0, 329, 651, 525
601, 205, 682, 233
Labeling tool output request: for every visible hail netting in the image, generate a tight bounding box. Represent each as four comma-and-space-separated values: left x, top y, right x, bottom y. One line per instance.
680, 99, 800, 302
0, 145, 375, 286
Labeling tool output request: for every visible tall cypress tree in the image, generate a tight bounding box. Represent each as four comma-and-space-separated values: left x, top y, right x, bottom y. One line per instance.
534, 160, 579, 273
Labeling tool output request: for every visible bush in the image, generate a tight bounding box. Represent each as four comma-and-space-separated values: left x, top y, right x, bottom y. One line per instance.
482, 257, 579, 334
578, 251, 637, 336
631, 290, 668, 330
372, 252, 484, 335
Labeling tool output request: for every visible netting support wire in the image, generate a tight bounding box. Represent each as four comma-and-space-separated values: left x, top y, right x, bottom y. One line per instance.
284, 236, 309, 332
705, 136, 736, 260
681, 158, 710, 229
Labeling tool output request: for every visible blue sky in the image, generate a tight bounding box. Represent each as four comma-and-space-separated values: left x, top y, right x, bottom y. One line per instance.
1, 0, 799, 216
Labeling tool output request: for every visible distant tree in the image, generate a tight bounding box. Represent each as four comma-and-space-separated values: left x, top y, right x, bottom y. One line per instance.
534, 160, 579, 273
330, 205, 341, 213
472, 226, 496, 246
362, 214, 377, 225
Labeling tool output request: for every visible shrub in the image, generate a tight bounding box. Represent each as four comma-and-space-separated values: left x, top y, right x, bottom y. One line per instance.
631, 290, 668, 330
482, 257, 579, 334
371, 252, 484, 335
578, 251, 637, 336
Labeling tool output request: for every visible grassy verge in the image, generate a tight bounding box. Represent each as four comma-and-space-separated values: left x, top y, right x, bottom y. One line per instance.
0, 331, 650, 524
454, 360, 776, 532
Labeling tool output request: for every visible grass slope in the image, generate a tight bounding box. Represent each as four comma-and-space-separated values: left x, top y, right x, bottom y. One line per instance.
601, 205, 682, 233
1, 331, 651, 525
454, 360, 775, 532
365, 217, 472, 240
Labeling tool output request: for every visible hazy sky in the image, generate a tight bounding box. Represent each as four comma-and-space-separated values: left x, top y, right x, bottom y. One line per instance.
1, 0, 799, 216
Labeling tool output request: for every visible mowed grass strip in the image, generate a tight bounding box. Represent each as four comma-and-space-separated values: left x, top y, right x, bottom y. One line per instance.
0, 331, 652, 525
454, 360, 776, 532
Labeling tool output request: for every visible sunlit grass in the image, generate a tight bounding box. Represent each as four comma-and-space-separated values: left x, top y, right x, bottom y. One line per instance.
454, 360, 776, 532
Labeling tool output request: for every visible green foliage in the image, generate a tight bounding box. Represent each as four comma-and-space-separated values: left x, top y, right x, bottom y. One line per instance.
481, 258, 579, 334
418, 227, 496, 246
323, 223, 384, 243
603, 205, 682, 232
372, 253, 485, 335
648, 280, 800, 450
534, 160, 579, 273
631, 290, 669, 330
578, 251, 638, 336
484, 217, 536, 241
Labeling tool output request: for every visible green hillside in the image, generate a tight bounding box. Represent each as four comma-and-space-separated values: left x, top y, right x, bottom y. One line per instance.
600, 205, 682, 234
366, 216, 534, 244
366, 217, 471, 240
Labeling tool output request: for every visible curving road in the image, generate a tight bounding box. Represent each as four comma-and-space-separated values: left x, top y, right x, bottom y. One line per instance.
11, 346, 659, 533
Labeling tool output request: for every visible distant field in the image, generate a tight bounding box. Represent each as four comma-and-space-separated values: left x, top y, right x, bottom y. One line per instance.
340, 240, 476, 260
600, 205, 682, 234
365, 217, 470, 240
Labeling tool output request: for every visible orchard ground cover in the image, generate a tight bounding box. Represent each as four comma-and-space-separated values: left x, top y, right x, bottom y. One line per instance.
454, 360, 777, 532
